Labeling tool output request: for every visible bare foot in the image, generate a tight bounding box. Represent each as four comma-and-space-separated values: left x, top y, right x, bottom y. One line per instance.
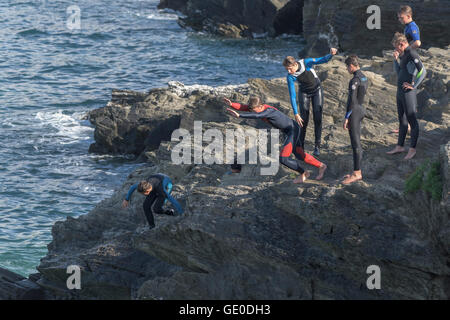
342, 173, 363, 185
386, 146, 406, 155
315, 163, 327, 180
293, 171, 310, 184
403, 148, 416, 160
390, 126, 410, 134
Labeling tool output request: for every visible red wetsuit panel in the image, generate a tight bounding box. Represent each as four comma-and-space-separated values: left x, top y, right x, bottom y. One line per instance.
281, 142, 293, 157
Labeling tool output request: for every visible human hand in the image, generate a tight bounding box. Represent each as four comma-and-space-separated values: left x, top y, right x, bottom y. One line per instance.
226, 108, 239, 118
402, 82, 413, 90
330, 48, 338, 55
223, 98, 232, 107
295, 114, 304, 127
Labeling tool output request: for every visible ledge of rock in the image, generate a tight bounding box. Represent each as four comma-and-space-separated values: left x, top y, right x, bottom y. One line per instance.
3, 47, 448, 299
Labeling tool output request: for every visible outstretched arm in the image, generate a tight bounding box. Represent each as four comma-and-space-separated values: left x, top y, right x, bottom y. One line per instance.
304, 48, 337, 68
224, 98, 250, 111
122, 183, 138, 208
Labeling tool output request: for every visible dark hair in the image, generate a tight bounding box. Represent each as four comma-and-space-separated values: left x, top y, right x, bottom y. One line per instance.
137, 181, 152, 193
282, 56, 297, 67
398, 5, 413, 16
248, 96, 262, 110
345, 55, 359, 67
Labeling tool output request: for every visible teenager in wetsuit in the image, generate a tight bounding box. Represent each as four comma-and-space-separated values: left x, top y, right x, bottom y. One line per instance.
283, 47, 338, 156
342, 55, 369, 185
392, 5, 422, 134
387, 32, 426, 160
224, 96, 327, 183
122, 173, 183, 228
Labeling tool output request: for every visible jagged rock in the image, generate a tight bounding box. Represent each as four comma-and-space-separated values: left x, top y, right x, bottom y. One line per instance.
158, 0, 449, 55
0, 268, 46, 300
158, 0, 303, 38
27, 48, 450, 299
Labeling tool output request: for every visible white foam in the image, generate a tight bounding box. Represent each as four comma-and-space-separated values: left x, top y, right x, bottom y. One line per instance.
34, 110, 93, 144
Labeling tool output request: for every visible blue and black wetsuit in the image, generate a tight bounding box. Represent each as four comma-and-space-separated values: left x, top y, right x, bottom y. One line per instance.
394, 46, 426, 149
345, 69, 368, 171
230, 102, 322, 174
125, 173, 183, 228
404, 21, 420, 45
287, 53, 334, 149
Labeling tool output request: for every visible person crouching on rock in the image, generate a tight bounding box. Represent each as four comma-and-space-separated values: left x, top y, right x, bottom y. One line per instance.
224, 96, 327, 183
122, 173, 183, 228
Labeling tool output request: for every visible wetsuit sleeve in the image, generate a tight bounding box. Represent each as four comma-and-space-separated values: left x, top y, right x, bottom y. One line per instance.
286, 74, 299, 115
345, 78, 360, 119
393, 59, 400, 74
409, 24, 420, 41
125, 183, 138, 201
162, 177, 183, 214
229, 102, 250, 111
410, 50, 426, 89
238, 109, 272, 119
304, 54, 333, 68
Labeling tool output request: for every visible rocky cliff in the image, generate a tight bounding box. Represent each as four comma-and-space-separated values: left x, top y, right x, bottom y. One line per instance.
1, 47, 449, 299
158, 0, 450, 56
158, 0, 303, 38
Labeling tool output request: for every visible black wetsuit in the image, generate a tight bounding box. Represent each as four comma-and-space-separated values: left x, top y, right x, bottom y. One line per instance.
394, 46, 426, 148
287, 54, 333, 149
345, 69, 368, 171
230, 103, 322, 173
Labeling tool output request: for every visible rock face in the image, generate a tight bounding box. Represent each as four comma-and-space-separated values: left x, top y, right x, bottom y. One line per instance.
12, 48, 446, 300
158, 0, 303, 38
158, 0, 450, 56
302, 0, 450, 56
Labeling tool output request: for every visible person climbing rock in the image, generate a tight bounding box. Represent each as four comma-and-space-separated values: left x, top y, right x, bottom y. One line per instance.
122, 173, 183, 228
224, 96, 327, 183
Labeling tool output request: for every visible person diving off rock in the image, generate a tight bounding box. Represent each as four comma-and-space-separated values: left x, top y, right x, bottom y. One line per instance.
224, 96, 327, 183
386, 32, 426, 160
342, 55, 369, 185
122, 173, 183, 228
283, 47, 338, 156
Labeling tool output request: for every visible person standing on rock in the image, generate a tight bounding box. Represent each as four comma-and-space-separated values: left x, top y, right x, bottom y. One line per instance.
391, 5, 422, 135
283, 47, 338, 156
387, 33, 426, 160
122, 173, 183, 228
224, 96, 327, 183
342, 55, 369, 185
398, 5, 421, 49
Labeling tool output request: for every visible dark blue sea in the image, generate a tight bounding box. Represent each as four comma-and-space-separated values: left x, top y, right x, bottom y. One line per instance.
0, 0, 304, 276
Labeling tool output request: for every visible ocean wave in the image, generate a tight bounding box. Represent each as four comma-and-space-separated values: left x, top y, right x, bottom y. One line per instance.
34, 110, 93, 142
17, 28, 48, 37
